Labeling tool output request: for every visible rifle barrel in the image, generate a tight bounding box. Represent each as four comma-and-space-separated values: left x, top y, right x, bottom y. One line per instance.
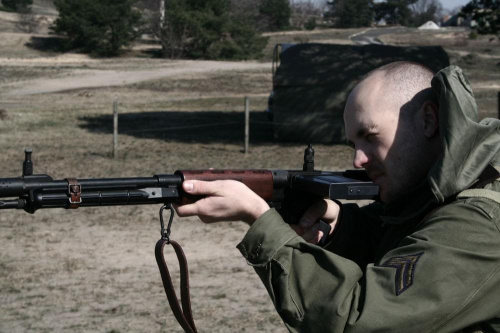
0, 175, 183, 197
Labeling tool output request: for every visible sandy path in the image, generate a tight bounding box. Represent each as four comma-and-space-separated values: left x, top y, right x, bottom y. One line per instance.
0, 60, 271, 96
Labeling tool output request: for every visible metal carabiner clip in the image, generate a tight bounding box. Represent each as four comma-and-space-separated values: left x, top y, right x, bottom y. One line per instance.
159, 204, 175, 243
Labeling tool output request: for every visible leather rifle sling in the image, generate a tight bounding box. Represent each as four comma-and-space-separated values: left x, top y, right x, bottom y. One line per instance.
155, 238, 198, 333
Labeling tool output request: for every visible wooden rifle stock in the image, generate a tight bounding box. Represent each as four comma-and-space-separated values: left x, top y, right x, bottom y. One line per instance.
176, 170, 274, 204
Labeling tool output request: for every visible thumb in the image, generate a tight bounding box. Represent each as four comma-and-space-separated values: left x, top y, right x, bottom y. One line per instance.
183, 180, 219, 196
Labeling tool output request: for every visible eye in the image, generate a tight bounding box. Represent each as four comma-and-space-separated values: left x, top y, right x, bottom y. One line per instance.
365, 133, 377, 142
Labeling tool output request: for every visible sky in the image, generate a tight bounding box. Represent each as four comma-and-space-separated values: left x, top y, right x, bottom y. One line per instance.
302, 0, 473, 12
372, 0, 471, 11
439, 0, 470, 11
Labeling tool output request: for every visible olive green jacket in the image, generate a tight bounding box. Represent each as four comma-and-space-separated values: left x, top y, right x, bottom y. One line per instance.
237, 66, 500, 332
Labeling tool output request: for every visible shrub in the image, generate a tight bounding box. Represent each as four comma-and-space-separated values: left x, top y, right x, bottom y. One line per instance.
304, 17, 316, 30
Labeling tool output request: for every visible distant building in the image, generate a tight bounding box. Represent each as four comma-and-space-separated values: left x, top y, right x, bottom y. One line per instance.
441, 14, 472, 27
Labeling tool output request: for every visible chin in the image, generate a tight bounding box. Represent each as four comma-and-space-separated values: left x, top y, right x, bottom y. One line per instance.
378, 188, 392, 204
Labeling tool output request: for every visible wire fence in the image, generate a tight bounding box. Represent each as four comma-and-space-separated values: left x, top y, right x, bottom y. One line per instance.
119, 121, 243, 134
101, 97, 284, 157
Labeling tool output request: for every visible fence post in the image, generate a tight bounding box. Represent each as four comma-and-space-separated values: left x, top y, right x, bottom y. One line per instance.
244, 96, 250, 154
113, 100, 118, 158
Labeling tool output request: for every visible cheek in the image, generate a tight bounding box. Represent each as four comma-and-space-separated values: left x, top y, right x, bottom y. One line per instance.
372, 143, 391, 165
376, 128, 400, 163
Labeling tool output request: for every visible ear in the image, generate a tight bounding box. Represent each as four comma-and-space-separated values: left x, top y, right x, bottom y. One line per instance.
421, 101, 439, 138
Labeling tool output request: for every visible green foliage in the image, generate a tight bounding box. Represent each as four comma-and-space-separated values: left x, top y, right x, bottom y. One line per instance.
259, 0, 291, 31
157, 0, 267, 60
461, 0, 499, 36
304, 17, 317, 30
327, 0, 374, 28
0, 4, 14, 12
52, 0, 142, 57
469, 30, 478, 39
1, 0, 32, 11
374, 0, 417, 26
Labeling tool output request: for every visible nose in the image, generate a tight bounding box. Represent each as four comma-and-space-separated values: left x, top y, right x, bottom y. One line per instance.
353, 148, 369, 169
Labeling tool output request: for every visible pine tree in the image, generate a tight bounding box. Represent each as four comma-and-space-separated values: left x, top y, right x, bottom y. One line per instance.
52, 0, 142, 57
461, 0, 499, 35
327, 0, 374, 28
156, 0, 267, 60
259, 0, 291, 31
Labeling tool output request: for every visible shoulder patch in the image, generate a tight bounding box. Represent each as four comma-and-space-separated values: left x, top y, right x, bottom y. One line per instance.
381, 252, 424, 296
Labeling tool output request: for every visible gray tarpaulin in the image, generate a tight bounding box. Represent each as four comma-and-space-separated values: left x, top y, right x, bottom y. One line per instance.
272, 44, 450, 143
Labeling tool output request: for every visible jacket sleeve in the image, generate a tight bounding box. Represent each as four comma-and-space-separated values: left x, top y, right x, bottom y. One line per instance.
237, 200, 500, 333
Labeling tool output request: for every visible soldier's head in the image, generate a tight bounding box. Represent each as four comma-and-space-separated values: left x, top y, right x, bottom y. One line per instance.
344, 61, 442, 203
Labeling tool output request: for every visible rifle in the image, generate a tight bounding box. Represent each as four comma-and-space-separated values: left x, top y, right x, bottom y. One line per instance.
0, 145, 378, 332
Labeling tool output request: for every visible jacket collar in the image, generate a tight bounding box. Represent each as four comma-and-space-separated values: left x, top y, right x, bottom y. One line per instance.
380, 180, 437, 225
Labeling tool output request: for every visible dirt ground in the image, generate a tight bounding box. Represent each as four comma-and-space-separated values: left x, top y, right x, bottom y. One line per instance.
1, 9, 500, 333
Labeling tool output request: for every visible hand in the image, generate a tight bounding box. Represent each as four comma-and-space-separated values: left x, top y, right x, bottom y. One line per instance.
174, 180, 270, 225
290, 199, 340, 245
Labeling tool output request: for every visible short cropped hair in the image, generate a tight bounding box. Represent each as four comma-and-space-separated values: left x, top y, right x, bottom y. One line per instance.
366, 61, 438, 121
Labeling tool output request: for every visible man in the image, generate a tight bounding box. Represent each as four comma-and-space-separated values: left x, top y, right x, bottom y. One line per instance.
176, 62, 500, 332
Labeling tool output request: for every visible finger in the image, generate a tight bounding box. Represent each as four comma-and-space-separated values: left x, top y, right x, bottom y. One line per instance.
302, 230, 324, 244
300, 222, 322, 243
310, 230, 324, 245
174, 201, 201, 217
299, 200, 328, 228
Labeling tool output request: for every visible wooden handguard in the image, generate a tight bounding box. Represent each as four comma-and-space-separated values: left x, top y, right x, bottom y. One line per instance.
176, 170, 274, 204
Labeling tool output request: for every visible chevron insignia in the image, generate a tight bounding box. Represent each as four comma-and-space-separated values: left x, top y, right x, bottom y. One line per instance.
381, 252, 424, 296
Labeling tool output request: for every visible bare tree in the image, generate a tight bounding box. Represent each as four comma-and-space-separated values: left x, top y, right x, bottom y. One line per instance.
409, 0, 443, 26
159, 0, 164, 28
229, 0, 268, 32
290, 0, 324, 29
149, 10, 188, 59
444, 6, 463, 16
